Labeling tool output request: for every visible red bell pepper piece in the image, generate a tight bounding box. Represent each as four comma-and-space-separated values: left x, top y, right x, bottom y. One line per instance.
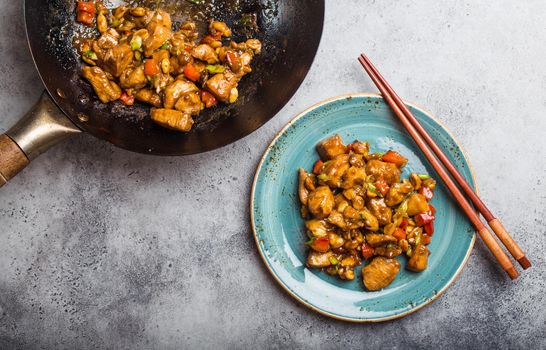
428, 203, 436, 215
393, 228, 406, 241
201, 90, 217, 108
382, 150, 408, 167
313, 160, 324, 174
399, 218, 408, 230
77, 1, 96, 13
183, 63, 200, 81
119, 91, 135, 106
144, 59, 159, 76
424, 221, 434, 236
362, 243, 375, 260
422, 233, 432, 245
310, 237, 329, 253
419, 186, 434, 200
415, 213, 435, 226
76, 11, 95, 25
374, 177, 390, 197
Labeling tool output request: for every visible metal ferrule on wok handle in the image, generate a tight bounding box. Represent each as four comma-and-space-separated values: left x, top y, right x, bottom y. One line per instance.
0, 92, 81, 187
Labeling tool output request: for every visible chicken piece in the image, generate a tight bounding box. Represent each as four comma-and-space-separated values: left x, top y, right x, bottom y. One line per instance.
374, 245, 403, 258
96, 28, 120, 49
82, 66, 121, 103
406, 193, 430, 216
327, 210, 347, 230
348, 153, 365, 167
362, 257, 400, 291
169, 57, 182, 75
352, 195, 365, 210
152, 49, 170, 66
245, 39, 262, 55
365, 233, 398, 247
150, 108, 193, 132
149, 9, 171, 28
351, 141, 369, 156
119, 65, 146, 89
143, 10, 173, 57
367, 198, 392, 226
134, 89, 162, 107
170, 24, 198, 53
307, 186, 334, 219
191, 44, 219, 64
163, 79, 199, 109
237, 52, 254, 75
342, 205, 361, 220
305, 219, 333, 238
306, 251, 333, 268
205, 71, 238, 103
385, 180, 414, 207
360, 208, 379, 231
298, 168, 311, 205
316, 134, 347, 160
174, 92, 203, 115
101, 43, 134, 77
320, 154, 350, 188
366, 159, 401, 185
150, 72, 173, 94
170, 31, 189, 55
341, 166, 366, 189
407, 244, 429, 272
328, 232, 345, 248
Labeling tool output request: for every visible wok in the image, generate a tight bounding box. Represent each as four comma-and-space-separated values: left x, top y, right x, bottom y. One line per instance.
0, 0, 324, 187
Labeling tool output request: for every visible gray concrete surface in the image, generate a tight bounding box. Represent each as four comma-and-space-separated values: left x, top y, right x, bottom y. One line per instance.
1, 0, 545, 349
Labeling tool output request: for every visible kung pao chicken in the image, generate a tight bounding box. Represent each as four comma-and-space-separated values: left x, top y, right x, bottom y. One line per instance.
75, 2, 261, 132
298, 135, 438, 291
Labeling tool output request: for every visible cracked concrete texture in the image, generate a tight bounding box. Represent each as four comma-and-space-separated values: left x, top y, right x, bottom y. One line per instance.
1, 0, 545, 349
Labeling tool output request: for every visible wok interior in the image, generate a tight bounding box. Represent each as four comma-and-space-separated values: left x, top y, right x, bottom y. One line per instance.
25, 0, 324, 155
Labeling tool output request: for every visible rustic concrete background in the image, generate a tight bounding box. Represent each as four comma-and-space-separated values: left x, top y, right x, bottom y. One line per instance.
1, 0, 545, 349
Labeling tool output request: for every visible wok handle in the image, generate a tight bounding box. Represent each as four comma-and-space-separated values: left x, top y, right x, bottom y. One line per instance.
0, 92, 81, 188
0, 135, 29, 186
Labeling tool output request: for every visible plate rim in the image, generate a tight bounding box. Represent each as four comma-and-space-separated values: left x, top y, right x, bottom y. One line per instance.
250, 92, 477, 322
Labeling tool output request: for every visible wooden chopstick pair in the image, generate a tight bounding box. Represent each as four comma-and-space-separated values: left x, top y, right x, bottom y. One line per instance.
358, 53, 530, 279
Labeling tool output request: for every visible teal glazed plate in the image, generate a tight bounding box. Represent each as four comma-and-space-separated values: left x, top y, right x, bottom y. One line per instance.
251, 94, 477, 322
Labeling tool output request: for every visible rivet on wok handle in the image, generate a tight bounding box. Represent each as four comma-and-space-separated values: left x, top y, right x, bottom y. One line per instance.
0, 92, 81, 188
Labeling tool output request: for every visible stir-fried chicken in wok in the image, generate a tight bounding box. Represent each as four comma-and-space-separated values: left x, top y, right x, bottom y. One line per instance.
75, 2, 261, 132
298, 134, 438, 291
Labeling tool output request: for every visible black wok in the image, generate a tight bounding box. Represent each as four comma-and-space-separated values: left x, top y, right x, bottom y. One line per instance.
0, 0, 324, 187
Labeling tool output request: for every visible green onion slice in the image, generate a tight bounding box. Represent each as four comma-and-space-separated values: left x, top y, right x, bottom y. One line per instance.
130, 35, 142, 51
83, 50, 98, 60
206, 64, 225, 74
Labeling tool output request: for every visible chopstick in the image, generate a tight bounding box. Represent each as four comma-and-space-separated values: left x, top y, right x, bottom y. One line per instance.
359, 53, 531, 271
358, 54, 521, 279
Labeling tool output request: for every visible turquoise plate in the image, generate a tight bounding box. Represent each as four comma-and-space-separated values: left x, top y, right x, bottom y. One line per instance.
251, 94, 477, 322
